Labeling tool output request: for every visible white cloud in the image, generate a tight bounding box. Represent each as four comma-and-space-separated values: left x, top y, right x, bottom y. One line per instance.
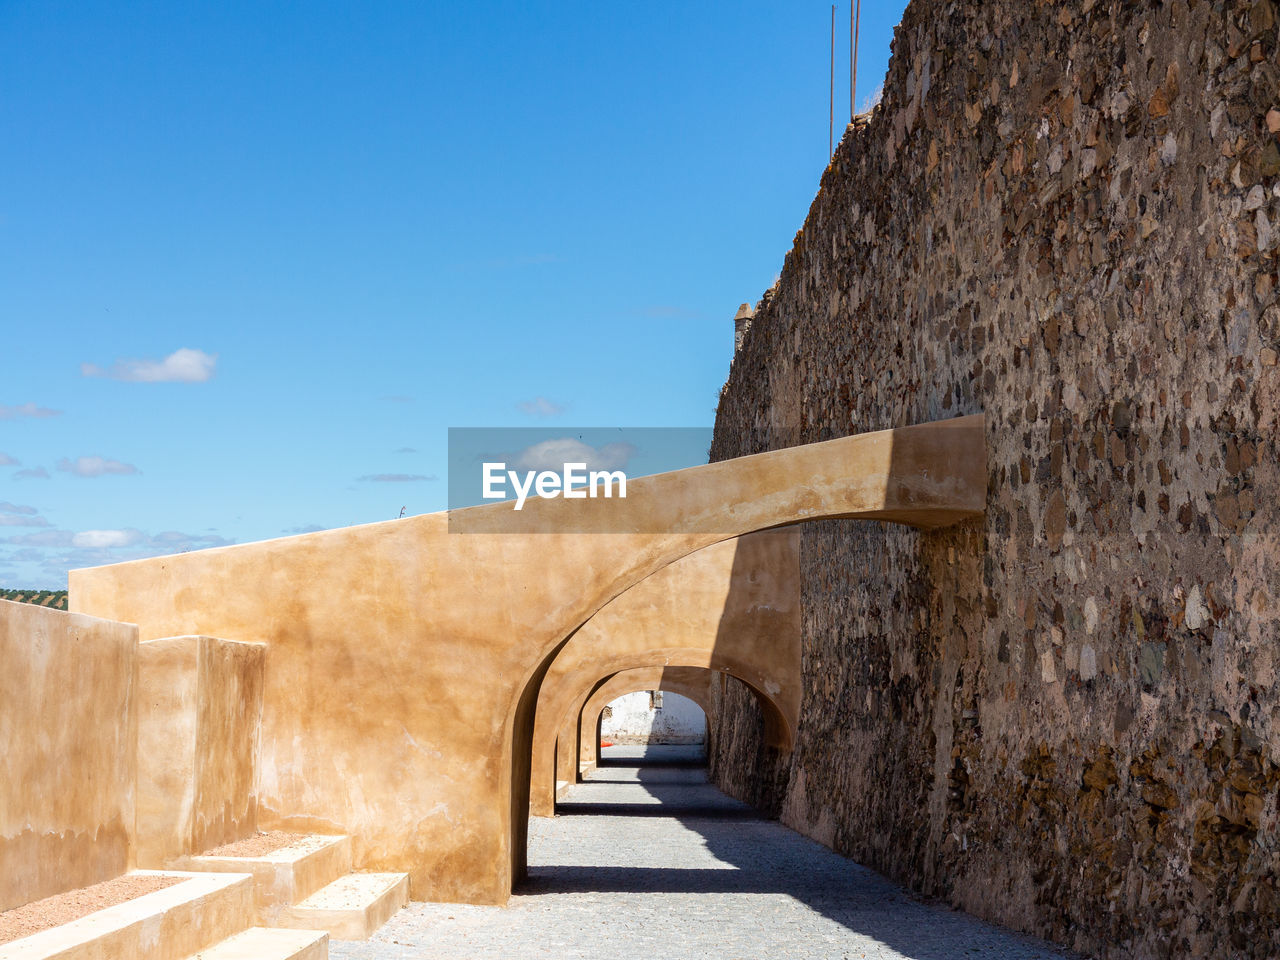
4, 528, 235, 574
0, 515, 49, 528
512, 438, 636, 473
0, 403, 61, 420
0, 453, 18, 466
5, 530, 74, 547
57, 456, 140, 478
72, 529, 143, 548
517, 396, 565, 417
0, 501, 47, 528
357, 473, 437, 482
81, 348, 217, 383
12, 467, 50, 480
147, 530, 233, 549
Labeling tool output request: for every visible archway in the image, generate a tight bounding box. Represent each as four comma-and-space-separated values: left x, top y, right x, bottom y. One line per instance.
527, 529, 800, 818
571, 666, 717, 781
536, 655, 792, 818
70, 416, 985, 904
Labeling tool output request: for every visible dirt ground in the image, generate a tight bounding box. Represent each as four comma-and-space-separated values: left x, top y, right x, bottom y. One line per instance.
0, 874, 184, 945
201, 830, 309, 857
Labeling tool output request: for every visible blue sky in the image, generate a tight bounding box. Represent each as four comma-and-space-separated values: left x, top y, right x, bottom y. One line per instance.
0, 1, 906, 587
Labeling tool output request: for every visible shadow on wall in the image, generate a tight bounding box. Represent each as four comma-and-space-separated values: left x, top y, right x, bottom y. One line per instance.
705, 528, 803, 815
706, 418, 989, 825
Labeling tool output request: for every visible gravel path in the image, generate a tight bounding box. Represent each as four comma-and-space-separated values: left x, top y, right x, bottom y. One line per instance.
332, 746, 1078, 960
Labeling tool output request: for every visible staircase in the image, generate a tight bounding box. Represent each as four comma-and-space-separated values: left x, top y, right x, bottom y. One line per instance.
0, 871, 325, 960
171, 834, 409, 941
186, 927, 327, 960
0, 838, 409, 960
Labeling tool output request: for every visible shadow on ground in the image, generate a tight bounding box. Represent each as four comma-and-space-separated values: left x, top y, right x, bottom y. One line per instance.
526, 745, 1078, 960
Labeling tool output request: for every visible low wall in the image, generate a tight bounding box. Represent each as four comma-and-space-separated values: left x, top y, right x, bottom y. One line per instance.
0, 600, 138, 911
136, 635, 265, 866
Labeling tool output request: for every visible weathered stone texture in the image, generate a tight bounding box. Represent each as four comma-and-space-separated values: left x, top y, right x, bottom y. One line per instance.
708, 1, 1280, 957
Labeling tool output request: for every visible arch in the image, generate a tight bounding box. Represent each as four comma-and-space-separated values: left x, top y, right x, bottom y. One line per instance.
572, 666, 717, 779
528, 529, 800, 818
69, 415, 985, 904
537, 652, 789, 817
550, 667, 717, 793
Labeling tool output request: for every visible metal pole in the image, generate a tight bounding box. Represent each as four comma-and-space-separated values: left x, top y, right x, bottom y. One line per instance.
829, 4, 835, 159
852, 0, 861, 117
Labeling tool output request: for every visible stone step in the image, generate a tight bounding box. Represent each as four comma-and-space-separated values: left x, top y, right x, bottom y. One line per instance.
0, 871, 254, 960
170, 836, 352, 924
279, 874, 409, 942
184, 927, 328, 960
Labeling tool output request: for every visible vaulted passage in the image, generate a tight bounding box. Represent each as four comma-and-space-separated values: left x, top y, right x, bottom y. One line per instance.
68, 415, 984, 905
330, 745, 1072, 959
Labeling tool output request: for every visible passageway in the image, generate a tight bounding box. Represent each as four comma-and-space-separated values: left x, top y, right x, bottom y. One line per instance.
331, 745, 1075, 959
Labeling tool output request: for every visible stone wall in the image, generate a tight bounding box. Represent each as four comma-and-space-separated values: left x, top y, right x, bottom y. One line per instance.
709, 1, 1280, 957
0, 600, 138, 911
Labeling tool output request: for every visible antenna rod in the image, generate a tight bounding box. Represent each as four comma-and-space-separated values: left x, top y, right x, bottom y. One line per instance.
851, 0, 861, 118
829, 4, 835, 159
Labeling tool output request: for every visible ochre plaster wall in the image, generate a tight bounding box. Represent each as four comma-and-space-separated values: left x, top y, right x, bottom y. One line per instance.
194, 635, 264, 854
135, 635, 264, 866
0, 600, 138, 911
70, 418, 984, 904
